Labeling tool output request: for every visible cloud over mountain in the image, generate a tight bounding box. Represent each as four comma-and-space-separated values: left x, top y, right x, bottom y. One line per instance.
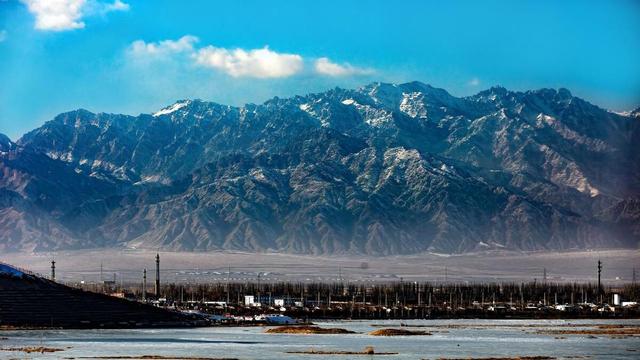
126, 36, 373, 79
195, 46, 304, 78
128, 35, 199, 58
314, 57, 374, 77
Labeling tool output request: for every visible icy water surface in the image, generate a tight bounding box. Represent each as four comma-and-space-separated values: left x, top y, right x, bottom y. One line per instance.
1, 319, 639, 359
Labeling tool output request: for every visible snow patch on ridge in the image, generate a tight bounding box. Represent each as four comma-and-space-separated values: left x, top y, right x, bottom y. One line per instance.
538, 144, 601, 197
299, 103, 330, 127
153, 101, 190, 117
250, 168, 268, 182
399, 92, 427, 119
341, 99, 355, 105
350, 102, 392, 127
46, 151, 73, 162
134, 175, 171, 186
299, 104, 311, 111
536, 113, 612, 153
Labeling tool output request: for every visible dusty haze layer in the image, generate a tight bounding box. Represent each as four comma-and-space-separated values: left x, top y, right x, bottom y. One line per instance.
3, 249, 637, 284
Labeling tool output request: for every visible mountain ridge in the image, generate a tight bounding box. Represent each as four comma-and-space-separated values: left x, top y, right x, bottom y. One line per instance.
1, 81, 638, 254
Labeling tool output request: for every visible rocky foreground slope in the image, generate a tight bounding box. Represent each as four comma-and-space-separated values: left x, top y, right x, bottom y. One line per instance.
0, 82, 638, 254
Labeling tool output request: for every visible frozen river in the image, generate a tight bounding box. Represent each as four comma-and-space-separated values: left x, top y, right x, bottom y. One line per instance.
1, 319, 639, 359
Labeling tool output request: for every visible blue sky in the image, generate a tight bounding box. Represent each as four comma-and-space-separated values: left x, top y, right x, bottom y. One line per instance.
1, 0, 639, 139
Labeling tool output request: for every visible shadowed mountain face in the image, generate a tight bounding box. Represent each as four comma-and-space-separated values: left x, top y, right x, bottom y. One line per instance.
1, 82, 639, 255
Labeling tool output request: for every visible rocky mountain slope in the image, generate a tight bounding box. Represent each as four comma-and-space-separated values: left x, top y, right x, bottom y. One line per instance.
1, 82, 638, 254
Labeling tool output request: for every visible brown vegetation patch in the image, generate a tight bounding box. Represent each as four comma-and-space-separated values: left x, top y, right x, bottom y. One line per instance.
1, 346, 65, 353
433, 357, 555, 360
265, 325, 355, 334
596, 324, 634, 329
368, 328, 431, 336
537, 327, 640, 337
287, 346, 397, 355
375, 323, 636, 329
64, 356, 237, 360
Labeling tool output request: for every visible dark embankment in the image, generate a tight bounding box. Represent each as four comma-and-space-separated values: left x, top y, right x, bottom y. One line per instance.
64, 357, 238, 359
435, 357, 555, 360
0, 263, 204, 329
368, 328, 431, 336
265, 325, 355, 334
288, 346, 397, 355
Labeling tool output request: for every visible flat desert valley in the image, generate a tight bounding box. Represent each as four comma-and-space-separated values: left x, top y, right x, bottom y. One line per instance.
2, 249, 637, 284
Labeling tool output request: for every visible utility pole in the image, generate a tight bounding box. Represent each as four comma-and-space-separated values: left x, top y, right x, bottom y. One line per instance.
142, 269, 147, 301
399, 277, 403, 306
597, 259, 602, 303
155, 253, 160, 298
543, 268, 547, 282
257, 272, 261, 299
50, 259, 56, 282
633, 267, 638, 300
226, 265, 230, 305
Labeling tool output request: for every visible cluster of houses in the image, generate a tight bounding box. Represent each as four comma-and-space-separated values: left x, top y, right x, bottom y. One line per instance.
485, 299, 638, 313
155, 291, 640, 324
180, 310, 298, 325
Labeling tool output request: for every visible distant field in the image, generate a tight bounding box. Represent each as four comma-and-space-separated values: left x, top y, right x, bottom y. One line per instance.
1, 249, 637, 284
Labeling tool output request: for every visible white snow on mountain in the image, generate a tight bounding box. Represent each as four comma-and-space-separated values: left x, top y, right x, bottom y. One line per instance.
153, 101, 190, 117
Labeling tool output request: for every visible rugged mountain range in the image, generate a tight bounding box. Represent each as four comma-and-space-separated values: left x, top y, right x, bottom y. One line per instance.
1, 82, 638, 254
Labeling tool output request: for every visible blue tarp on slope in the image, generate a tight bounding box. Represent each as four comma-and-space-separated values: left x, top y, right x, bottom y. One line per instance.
0, 263, 25, 277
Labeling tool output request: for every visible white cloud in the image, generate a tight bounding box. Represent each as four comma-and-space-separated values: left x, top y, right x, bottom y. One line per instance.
128, 36, 199, 58
86, 0, 130, 14
103, 0, 128, 12
0, 30, 6, 42
195, 46, 303, 78
21, 0, 86, 31
126, 36, 373, 80
314, 57, 374, 77
468, 77, 480, 86
21, 0, 129, 31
